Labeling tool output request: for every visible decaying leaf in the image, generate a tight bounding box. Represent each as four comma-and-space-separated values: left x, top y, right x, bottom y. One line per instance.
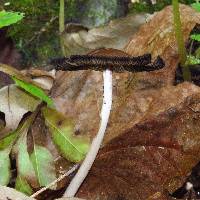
62, 13, 148, 56
45, 5, 200, 199
30, 145, 57, 188
125, 4, 200, 87
52, 5, 200, 145
42, 107, 90, 162
0, 85, 39, 131
1, 4, 200, 200
76, 83, 200, 200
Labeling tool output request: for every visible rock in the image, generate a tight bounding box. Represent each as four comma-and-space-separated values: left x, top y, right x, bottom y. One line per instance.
74, 0, 129, 28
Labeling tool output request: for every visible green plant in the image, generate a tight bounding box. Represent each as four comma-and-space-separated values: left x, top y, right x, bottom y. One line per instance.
191, 0, 200, 12
59, 0, 66, 56
183, 1, 200, 66
0, 64, 90, 195
172, 0, 191, 81
0, 10, 24, 28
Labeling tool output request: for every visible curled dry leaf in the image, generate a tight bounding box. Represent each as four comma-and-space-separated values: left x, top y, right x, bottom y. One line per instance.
62, 13, 148, 56
76, 83, 200, 200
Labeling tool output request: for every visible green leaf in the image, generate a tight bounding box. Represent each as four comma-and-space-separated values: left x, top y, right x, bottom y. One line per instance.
190, 34, 200, 42
191, 3, 200, 12
30, 145, 56, 188
15, 175, 33, 196
14, 125, 38, 188
0, 148, 11, 185
42, 107, 90, 162
0, 131, 18, 150
0, 130, 20, 185
0, 64, 53, 107
12, 76, 54, 107
186, 55, 200, 65
0, 10, 24, 28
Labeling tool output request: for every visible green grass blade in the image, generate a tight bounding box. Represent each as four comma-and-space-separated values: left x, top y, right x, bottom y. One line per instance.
12, 77, 54, 107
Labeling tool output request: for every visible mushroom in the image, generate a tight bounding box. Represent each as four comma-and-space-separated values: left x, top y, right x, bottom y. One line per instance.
51, 48, 165, 197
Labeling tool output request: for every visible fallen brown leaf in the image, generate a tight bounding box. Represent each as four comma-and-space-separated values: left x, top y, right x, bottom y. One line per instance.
62, 13, 148, 56
51, 4, 200, 144
125, 4, 200, 87
77, 83, 200, 200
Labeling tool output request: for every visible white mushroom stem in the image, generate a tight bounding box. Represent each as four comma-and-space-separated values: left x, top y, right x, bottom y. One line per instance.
63, 69, 113, 197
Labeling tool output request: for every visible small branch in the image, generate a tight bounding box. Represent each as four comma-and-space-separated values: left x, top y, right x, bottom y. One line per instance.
59, 0, 66, 56
63, 69, 113, 197
31, 164, 79, 198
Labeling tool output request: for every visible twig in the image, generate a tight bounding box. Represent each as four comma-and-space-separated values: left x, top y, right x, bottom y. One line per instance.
31, 164, 79, 198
